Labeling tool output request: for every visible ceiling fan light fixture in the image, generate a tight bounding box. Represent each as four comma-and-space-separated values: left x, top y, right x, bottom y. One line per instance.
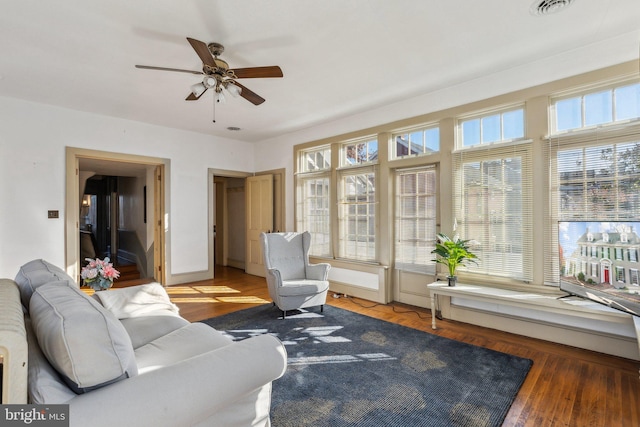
203, 76, 218, 89
224, 82, 242, 98
190, 82, 206, 97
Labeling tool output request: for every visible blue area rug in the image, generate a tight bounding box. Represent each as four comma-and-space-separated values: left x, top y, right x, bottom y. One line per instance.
201, 304, 532, 427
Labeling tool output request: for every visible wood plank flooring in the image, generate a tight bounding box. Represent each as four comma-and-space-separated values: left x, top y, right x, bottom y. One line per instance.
156, 266, 639, 427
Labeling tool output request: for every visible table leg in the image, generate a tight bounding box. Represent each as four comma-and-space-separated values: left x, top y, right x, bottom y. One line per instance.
430, 292, 437, 329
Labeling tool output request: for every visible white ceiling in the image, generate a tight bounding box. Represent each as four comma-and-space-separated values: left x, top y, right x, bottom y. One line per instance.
1, 1, 639, 143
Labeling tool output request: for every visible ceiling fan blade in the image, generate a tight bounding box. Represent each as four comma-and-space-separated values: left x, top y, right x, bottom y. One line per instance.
233, 82, 266, 105
135, 65, 203, 75
232, 66, 283, 79
186, 37, 216, 69
186, 87, 208, 101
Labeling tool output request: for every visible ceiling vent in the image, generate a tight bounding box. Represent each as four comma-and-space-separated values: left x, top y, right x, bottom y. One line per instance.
530, 0, 575, 16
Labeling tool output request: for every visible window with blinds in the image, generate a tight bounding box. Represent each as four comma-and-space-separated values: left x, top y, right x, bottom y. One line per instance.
452, 142, 534, 282
338, 166, 376, 261
296, 146, 332, 257
394, 166, 437, 274
544, 124, 640, 285
296, 175, 331, 257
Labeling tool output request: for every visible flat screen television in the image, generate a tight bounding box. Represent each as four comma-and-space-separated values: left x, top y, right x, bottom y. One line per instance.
558, 221, 640, 317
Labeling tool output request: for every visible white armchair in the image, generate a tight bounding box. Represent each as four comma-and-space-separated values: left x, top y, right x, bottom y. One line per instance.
260, 232, 330, 318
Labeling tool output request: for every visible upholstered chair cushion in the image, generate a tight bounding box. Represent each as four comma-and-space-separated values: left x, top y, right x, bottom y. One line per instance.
29, 283, 138, 394
263, 232, 306, 281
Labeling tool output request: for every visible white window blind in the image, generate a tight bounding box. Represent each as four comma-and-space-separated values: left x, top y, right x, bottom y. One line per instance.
394, 165, 437, 274
544, 123, 640, 285
452, 142, 534, 282
338, 166, 376, 261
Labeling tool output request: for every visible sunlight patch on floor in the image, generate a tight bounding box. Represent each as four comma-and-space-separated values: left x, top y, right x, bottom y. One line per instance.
193, 286, 241, 294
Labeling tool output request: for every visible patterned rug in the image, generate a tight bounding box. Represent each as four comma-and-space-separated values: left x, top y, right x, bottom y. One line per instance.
201, 304, 532, 427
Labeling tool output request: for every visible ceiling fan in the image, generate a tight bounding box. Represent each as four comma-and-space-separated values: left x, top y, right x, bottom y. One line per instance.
135, 37, 283, 106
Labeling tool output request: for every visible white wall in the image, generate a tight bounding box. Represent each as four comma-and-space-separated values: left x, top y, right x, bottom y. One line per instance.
0, 97, 254, 281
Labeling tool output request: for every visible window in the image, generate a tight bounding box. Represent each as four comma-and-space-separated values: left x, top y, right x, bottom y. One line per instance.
616, 266, 625, 283
459, 107, 525, 148
546, 133, 640, 284
615, 247, 624, 261
300, 146, 331, 172
394, 166, 437, 274
590, 262, 599, 279
556, 141, 640, 219
631, 268, 639, 285
296, 176, 331, 257
452, 144, 534, 281
393, 125, 439, 158
553, 82, 640, 132
296, 147, 332, 256
338, 167, 376, 261
343, 137, 378, 166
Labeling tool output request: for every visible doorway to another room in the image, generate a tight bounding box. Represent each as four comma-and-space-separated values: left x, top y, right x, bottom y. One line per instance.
66, 148, 166, 286
210, 168, 284, 279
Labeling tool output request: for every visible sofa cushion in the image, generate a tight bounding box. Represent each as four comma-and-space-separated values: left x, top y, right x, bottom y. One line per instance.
93, 282, 180, 319
25, 318, 77, 404
120, 314, 190, 349
14, 259, 76, 308
134, 322, 233, 374
29, 283, 138, 394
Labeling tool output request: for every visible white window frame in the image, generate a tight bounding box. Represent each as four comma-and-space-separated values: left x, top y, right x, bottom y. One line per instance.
391, 124, 440, 160
341, 136, 378, 167
457, 105, 526, 149
550, 81, 640, 134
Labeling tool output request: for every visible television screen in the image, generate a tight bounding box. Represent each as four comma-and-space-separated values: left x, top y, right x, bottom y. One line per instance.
558, 221, 640, 317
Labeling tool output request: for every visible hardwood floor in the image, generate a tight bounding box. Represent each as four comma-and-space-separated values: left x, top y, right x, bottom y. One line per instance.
162, 266, 639, 427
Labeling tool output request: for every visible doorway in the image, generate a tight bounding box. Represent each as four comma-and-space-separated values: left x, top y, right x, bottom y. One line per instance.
66, 148, 167, 284
210, 168, 285, 277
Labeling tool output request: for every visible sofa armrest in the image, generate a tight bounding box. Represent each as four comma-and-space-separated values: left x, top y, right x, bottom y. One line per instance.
0, 279, 28, 404
67, 333, 287, 427
306, 263, 330, 281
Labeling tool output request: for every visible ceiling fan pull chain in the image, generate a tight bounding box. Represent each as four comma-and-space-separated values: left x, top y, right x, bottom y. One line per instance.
212, 92, 216, 123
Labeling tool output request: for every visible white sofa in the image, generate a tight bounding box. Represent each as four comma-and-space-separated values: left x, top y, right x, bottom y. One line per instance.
0, 259, 287, 427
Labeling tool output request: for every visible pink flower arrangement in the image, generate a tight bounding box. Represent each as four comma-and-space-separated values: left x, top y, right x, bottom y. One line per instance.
81, 257, 120, 291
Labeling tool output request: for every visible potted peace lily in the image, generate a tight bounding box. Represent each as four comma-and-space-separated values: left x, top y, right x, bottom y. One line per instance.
431, 233, 478, 286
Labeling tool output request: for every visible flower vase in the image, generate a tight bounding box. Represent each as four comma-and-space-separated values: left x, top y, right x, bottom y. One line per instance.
447, 276, 457, 287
